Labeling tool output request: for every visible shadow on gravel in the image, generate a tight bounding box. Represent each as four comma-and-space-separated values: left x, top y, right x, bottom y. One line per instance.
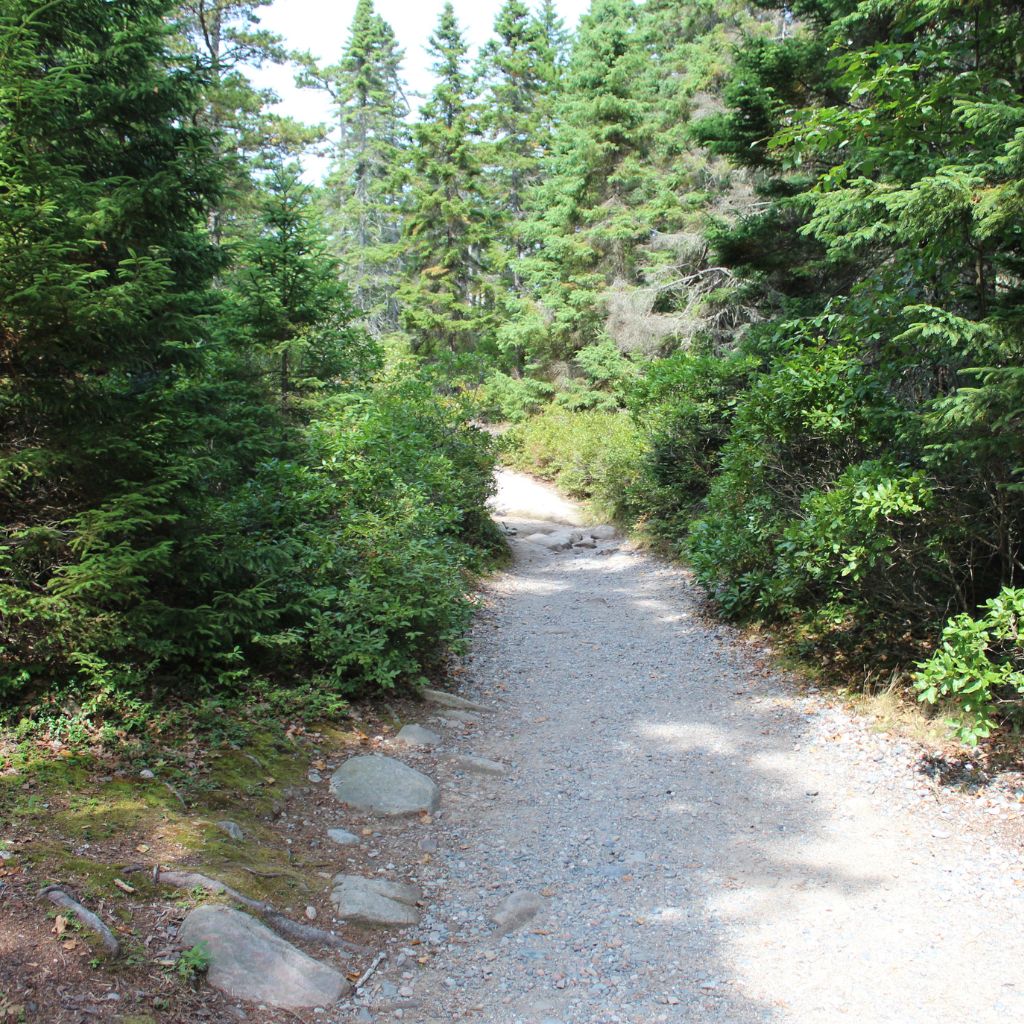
496, 534, 885, 1022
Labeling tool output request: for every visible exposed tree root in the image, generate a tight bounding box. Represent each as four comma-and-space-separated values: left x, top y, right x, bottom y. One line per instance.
130, 866, 370, 955
39, 885, 120, 957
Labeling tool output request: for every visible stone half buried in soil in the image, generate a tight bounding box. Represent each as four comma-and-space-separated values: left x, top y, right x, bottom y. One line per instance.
419, 687, 491, 713
393, 723, 442, 748
177, 905, 349, 1009
447, 753, 509, 776
331, 875, 422, 928
329, 754, 440, 816
490, 890, 544, 935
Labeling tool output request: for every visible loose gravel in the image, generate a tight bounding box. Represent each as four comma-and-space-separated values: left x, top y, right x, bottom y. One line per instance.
334, 470, 1024, 1024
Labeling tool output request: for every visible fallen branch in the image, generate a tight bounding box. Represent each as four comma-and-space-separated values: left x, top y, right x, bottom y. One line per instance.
39, 885, 120, 957
136, 867, 369, 955
353, 951, 386, 992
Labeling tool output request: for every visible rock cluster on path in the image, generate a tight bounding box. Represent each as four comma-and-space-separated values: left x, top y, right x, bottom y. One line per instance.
331, 875, 422, 927
448, 753, 508, 776
177, 905, 349, 1009
329, 755, 439, 816
522, 524, 619, 554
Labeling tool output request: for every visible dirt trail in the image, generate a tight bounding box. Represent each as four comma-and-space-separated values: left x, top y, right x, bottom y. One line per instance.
348, 469, 1024, 1024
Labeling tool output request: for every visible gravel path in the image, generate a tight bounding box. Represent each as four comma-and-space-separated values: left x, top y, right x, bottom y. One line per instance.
342, 470, 1024, 1024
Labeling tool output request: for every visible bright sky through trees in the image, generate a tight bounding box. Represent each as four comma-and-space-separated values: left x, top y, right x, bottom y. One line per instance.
251, 0, 589, 145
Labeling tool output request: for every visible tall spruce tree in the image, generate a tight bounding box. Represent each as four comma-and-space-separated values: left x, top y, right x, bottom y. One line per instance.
476, 0, 563, 370
399, 2, 492, 356
0, 0, 228, 694
173, 1, 312, 240
513, 0, 648, 361
301, 0, 409, 332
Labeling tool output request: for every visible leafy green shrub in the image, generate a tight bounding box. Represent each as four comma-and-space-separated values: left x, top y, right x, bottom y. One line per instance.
573, 340, 637, 399
914, 588, 1024, 745
628, 349, 758, 538
686, 342, 879, 615
554, 381, 621, 412
505, 405, 645, 522
474, 371, 554, 422
773, 461, 948, 644
176, 942, 211, 982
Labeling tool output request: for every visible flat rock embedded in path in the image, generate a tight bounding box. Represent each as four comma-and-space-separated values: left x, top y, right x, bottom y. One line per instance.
177, 905, 349, 1009
329, 755, 439, 816
331, 875, 421, 927
326, 827, 359, 846
490, 890, 544, 935
394, 723, 441, 748
420, 687, 491, 713
448, 753, 509, 776
435, 708, 481, 724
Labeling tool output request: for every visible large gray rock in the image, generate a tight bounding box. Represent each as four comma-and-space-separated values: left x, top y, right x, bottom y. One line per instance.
177, 905, 349, 1009
331, 875, 421, 928
490, 890, 544, 935
330, 755, 439, 816
587, 524, 617, 540
420, 688, 490, 713
394, 723, 441, 748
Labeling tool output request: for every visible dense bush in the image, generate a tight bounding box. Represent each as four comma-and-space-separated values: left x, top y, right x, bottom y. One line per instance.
474, 371, 554, 423
627, 349, 758, 540
504, 405, 644, 522
0, 1, 499, 732
915, 588, 1024, 745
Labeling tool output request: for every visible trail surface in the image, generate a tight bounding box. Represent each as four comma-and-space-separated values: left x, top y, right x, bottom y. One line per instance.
348, 469, 1024, 1024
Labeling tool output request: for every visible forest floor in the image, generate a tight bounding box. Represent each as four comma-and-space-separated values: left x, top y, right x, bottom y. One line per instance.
3, 469, 1024, 1024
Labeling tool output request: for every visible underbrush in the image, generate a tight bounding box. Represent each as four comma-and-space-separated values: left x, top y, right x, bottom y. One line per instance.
506, 341, 1024, 749
503, 404, 646, 522
2, 371, 501, 748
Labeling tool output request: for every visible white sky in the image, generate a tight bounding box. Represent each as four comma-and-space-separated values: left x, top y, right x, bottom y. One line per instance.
250, 0, 590, 139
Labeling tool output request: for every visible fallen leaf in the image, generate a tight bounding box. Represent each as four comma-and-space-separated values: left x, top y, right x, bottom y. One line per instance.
114, 878, 136, 894
135, 844, 150, 854
62, 940, 78, 951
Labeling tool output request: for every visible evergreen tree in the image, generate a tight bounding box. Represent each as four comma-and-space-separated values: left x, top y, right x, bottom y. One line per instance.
399, 2, 492, 356
0, 0, 226, 694
300, 0, 409, 332
173, 1, 313, 239
514, 0, 648, 360
230, 162, 380, 408
476, 0, 563, 368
